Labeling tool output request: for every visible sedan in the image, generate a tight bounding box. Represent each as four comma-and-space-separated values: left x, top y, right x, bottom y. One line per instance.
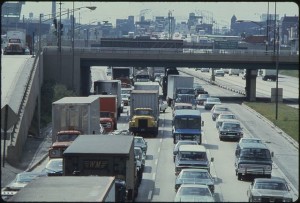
175, 169, 215, 193
211, 104, 231, 121
173, 140, 198, 162
247, 177, 293, 202
201, 68, 210, 72
196, 94, 210, 105
5, 172, 47, 191
219, 120, 243, 141
134, 136, 148, 154
174, 184, 215, 202
42, 158, 63, 176
215, 113, 237, 128
204, 97, 221, 110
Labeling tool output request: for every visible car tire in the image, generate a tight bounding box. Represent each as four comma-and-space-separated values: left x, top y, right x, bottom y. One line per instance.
163, 110, 165, 113
237, 173, 242, 180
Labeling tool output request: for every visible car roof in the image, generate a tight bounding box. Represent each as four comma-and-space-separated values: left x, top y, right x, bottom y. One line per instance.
238, 142, 269, 149
222, 120, 241, 124
239, 138, 262, 143
179, 145, 206, 152
217, 118, 239, 122
174, 109, 201, 116
254, 177, 286, 183
179, 184, 209, 188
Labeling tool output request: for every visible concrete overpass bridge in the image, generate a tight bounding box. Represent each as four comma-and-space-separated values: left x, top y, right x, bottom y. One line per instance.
42, 46, 298, 96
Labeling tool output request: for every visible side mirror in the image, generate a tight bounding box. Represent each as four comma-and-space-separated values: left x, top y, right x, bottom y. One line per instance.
201, 121, 204, 126
210, 157, 214, 162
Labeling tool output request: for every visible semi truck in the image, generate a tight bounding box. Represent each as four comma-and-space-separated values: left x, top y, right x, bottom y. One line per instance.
3, 30, 26, 55
63, 134, 138, 201
93, 80, 122, 117
134, 81, 160, 92
167, 75, 194, 106
261, 69, 277, 81
9, 176, 125, 202
49, 97, 100, 158
111, 67, 133, 88
129, 90, 159, 137
89, 95, 118, 133
147, 67, 165, 81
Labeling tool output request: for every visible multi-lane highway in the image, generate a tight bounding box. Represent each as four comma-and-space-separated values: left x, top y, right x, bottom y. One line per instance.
27, 67, 298, 202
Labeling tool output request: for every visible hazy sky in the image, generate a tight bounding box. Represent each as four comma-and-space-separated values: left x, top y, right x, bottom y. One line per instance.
19, 1, 299, 26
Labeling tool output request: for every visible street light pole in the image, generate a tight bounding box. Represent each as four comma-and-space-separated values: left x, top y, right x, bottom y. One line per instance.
38, 13, 42, 137
72, 2, 75, 90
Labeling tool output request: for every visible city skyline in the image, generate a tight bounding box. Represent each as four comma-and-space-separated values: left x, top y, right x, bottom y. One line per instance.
19, 1, 299, 27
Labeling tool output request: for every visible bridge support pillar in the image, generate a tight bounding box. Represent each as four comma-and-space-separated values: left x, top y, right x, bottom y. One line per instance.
245, 69, 257, 101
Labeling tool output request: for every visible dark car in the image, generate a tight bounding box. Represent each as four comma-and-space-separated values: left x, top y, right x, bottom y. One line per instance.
175, 168, 215, 193
247, 177, 293, 202
42, 158, 63, 176
204, 97, 221, 110
194, 85, 208, 96
219, 120, 243, 141
196, 94, 210, 105
173, 140, 198, 162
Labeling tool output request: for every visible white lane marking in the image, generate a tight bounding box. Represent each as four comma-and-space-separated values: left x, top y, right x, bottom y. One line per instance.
148, 190, 152, 200
157, 148, 160, 153
155, 159, 158, 165
160, 138, 162, 143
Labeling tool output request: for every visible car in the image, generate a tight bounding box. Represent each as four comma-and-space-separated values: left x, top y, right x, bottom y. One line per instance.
121, 94, 130, 106
200, 68, 210, 72
193, 85, 208, 96
42, 158, 63, 176
196, 93, 210, 105
221, 68, 229, 74
215, 113, 237, 128
211, 104, 231, 121
204, 97, 221, 110
174, 184, 215, 202
235, 137, 263, 151
5, 172, 47, 191
175, 145, 214, 175
159, 99, 168, 113
172, 102, 193, 117
219, 120, 243, 141
175, 169, 215, 193
134, 146, 146, 172
214, 69, 225, 76
134, 136, 148, 154
216, 118, 238, 130
173, 140, 198, 162
247, 177, 293, 202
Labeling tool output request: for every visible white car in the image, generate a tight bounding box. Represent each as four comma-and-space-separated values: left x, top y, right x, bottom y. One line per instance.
159, 100, 168, 113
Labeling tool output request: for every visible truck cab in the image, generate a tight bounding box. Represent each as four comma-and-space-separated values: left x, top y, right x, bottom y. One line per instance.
48, 130, 80, 158
100, 111, 116, 132
172, 109, 204, 144
129, 108, 158, 137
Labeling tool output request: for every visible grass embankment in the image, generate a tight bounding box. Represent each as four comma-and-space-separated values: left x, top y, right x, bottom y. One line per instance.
279, 70, 299, 78
244, 102, 299, 143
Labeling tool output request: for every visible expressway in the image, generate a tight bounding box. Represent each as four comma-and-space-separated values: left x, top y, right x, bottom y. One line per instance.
29, 67, 298, 202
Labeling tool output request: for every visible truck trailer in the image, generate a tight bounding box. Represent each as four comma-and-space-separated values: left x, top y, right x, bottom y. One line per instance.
63, 134, 137, 201
167, 75, 194, 106
51, 96, 100, 144
93, 80, 122, 117
9, 176, 122, 202
129, 90, 159, 137
111, 67, 133, 88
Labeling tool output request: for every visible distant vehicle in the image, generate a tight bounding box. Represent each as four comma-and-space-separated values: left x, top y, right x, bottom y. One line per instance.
159, 99, 168, 113
5, 172, 46, 191
175, 169, 215, 193
222, 68, 229, 74
134, 136, 148, 154
174, 184, 215, 202
229, 69, 240, 76
216, 113, 237, 128
261, 69, 277, 81
42, 158, 63, 176
121, 94, 130, 106
211, 104, 231, 121
196, 94, 210, 105
173, 140, 198, 162
204, 97, 221, 110
194, 85, 208, 96
247, 177, 293, 202
219, 120, 243, 141
214, 69, 225, 77
200, 68, 210, 72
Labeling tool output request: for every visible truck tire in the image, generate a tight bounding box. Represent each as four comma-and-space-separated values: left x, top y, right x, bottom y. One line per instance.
237, 173, 242, 180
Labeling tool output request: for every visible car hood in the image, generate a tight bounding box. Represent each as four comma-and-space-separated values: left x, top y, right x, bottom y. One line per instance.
175, 195, 214, 202
252, 189, 292, 198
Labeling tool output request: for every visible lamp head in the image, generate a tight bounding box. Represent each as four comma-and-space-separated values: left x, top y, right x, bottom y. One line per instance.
86, 6, 97, 10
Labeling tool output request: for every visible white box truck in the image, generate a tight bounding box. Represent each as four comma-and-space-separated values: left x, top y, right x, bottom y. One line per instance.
167, 75, 194, 106
51, 97, 100, 143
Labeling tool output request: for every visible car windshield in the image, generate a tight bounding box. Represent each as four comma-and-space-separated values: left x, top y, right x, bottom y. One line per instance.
240, 148, 271, 160
174, 117, 201, 129
198, 94, 209, 99
222, 123, 241, 130
179, 187, 211, 196
215, 107, 229, 111
180, 152, 207, 161
134, 138, 144, 145
220, 114, 236, 119
207, 98, 220, 103
57, 134, 79, 142
134, 109, 152, 115
254, 182, 288, 191
175, 142, 197, 150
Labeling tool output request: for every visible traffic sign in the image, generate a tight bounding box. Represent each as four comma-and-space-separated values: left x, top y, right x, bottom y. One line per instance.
1, 104, 18, 130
